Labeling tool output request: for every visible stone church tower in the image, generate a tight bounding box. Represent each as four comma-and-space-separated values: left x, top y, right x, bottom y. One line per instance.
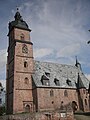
6, 9, 34, 114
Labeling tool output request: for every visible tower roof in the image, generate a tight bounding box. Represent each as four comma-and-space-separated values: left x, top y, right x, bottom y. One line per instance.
8, 8, 31, 32
77, 73, 85, 89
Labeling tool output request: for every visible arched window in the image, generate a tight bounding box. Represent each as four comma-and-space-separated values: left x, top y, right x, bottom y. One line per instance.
24, 77, 29, 84
25, 104, 30, 112
50, 89, 54, 97
20, 33, 25, 40
85, 99, 87, 105
64, 90, 68, 97
24, 61, 28, 68
72, 101, 78, 112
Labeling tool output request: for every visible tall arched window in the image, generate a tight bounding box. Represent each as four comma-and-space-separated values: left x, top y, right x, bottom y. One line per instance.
85, 99, 87, 105
20, 33, 25, 40
50, 89, 54, 97
64, 90, 68, 97
24, 77, 29, 84
24, 61, 28, 68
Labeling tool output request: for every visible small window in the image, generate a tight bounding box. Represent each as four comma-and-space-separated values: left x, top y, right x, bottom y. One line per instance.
50, 89, 54, 97
66, 79, 72, 86
54, 78, 60, 86
20, 33, 25, 40
85, 99, 87, 105
25, 77, 29, 84
64, 90, 68, 97
24, 61, 28, 68
0, 98, 2, 104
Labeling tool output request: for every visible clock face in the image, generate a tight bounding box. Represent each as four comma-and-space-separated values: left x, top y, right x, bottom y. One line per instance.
22, 44, 28, 53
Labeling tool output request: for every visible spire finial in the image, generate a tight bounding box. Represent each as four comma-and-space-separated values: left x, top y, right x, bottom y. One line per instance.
17, 7, 19, 11
14, 7, 22, 21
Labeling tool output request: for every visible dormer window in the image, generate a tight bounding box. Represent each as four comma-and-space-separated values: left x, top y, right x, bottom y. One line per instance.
66, 79, 72, 86
54, 78, 60, 86
45, 72, 50, 77
41, 75, 50, 86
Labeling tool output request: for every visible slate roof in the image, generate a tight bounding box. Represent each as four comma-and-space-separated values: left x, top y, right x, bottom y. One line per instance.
77, 73, 85, 89
8, 10, 31, 32
32, 61, 90, 89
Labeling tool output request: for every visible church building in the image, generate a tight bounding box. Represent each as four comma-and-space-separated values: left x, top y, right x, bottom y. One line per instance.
6, 10, 90, 114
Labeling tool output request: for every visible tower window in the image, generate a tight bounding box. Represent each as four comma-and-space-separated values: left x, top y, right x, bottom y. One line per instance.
20, 33, 25, 40
25, 77, 29, 84
24, 61, 28, 68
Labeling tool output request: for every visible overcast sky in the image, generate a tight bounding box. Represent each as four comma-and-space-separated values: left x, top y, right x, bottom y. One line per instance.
0, 0, 90, 86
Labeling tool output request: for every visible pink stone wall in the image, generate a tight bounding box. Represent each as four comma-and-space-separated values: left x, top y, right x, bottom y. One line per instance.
35, 88, 79, 111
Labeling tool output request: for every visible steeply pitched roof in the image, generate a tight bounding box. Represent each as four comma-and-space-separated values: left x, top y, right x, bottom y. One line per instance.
77, 73, 85, 89
8, 9, 31, 32
32, 61, 89, 89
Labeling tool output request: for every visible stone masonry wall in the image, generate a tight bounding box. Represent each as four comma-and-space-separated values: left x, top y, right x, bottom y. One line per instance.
0, 111, 75, 120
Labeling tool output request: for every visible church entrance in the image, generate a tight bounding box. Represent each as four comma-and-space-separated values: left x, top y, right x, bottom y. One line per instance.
25, 104, 30, 113
72, 101, 78, 112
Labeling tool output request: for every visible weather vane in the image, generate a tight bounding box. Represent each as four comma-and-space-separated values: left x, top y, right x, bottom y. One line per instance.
16, 6, 19, 11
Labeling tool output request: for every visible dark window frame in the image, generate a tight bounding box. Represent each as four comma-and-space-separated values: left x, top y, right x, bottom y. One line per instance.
20, 33, 25, 40
50, 89, 54, 97
64, 90, 68, 97
66, 79, 72, 86
24, 61, 28, 68
24, 77, 29, 84
54, 78, 60, 86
